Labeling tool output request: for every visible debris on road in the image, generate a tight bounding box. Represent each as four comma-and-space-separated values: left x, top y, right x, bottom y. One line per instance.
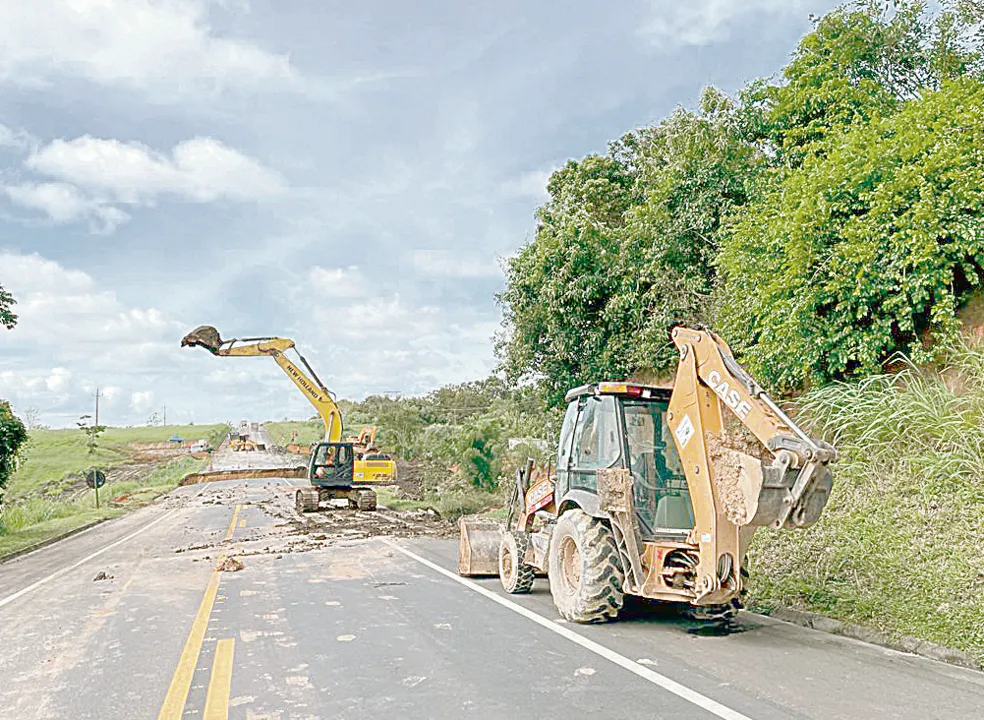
218, 557, 245, 572
92, 571, 113, 581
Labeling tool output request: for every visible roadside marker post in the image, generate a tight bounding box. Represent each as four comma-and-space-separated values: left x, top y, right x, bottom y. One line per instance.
86, 469, 106, 508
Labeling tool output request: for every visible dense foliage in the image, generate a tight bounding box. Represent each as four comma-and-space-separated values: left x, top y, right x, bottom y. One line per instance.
0, 401, 28, 504
0, 282, 21, 505
499, 1, 984, 397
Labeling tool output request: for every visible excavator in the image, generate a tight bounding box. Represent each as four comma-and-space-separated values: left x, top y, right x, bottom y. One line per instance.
458, 325, 836, 622
181, 326, 397, 512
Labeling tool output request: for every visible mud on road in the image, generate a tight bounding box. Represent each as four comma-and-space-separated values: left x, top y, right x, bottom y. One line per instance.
172, 479, 453, 566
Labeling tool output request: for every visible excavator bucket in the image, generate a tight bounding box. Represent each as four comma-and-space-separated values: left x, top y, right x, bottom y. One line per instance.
181, 325, 223, 354
457, 517, 503, 577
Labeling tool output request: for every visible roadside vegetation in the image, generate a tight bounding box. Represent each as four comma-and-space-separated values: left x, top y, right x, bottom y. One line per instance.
749, 336, 984, 660
0, 424, 227, 557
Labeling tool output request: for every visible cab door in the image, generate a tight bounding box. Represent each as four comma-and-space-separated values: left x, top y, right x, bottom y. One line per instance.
569, 395, 622, 492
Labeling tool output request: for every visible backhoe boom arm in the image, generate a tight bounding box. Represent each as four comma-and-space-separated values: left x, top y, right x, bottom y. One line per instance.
664, 325, 836, 602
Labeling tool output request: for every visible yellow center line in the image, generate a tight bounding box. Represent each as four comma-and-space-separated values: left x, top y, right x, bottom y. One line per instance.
224, 504, 242, 541
157, 504, 241, 720
203, 638, 236, 720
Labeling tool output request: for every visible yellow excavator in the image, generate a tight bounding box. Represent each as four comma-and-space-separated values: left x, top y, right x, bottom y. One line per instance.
181, 326, 397, 512
459, 325, 836, 622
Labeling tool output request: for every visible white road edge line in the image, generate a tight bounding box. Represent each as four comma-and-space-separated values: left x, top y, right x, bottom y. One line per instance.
0, 508, 178, 609
382, 538, 754, 720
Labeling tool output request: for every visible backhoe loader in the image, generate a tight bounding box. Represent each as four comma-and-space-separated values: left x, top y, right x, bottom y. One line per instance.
459, 325, 836, 622
181, 326, 397, 512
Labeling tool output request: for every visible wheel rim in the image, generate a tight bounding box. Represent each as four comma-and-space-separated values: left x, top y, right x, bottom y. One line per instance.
502, 543, 515, 583
559, 535, 581, 595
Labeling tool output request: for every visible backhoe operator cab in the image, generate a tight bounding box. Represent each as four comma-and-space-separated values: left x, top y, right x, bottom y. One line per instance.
557, 383, 693, 539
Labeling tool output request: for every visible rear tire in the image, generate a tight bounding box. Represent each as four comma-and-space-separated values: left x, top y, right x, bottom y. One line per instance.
499, 531, 535, 594
548, 509, 624, 623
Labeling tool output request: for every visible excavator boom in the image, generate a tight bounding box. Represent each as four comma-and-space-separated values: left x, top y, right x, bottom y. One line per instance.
182, 325, 342, 442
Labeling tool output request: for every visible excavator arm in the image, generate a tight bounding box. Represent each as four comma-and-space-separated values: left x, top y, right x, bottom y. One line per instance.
664, 325, 836, 602
181, 326, 343, 443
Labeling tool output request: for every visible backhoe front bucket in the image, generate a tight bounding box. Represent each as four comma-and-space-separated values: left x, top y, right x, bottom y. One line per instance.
457, 517, 503, 577
181, 325, 223, 354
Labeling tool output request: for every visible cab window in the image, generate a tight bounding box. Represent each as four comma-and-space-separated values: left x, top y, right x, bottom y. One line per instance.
572, 395, 621, 470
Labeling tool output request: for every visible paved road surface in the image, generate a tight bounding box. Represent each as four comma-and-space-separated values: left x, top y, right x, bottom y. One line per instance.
1, 472, 982, 719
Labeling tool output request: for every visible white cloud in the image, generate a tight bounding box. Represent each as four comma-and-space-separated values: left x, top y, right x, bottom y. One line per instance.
0, 252, 182, 354
45, 368, 73, 393
411, 250, 503, 279
0, 0, 298, 99
0, 123, 35, 150
307, 266, 369, 299
27, 135, 286, 203
641, 0, 808, 47
5, 135, 285, 230
5, 182, 130, 232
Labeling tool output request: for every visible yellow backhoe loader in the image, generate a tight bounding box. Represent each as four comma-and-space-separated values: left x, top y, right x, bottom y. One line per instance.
459, 325, 836, 622
181, 326, 397, 512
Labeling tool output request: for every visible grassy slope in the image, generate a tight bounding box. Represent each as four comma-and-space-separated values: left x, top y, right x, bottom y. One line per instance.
748, 340, 984, 663
0, 424, 226, 556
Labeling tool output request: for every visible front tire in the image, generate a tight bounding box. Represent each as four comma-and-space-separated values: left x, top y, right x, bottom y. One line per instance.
548, 509, 624, 623
499, 531, 535, 594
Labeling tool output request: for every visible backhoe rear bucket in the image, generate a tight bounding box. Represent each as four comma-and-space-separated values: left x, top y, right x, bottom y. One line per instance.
457, 517, 503, 577
181, 325, 223, 354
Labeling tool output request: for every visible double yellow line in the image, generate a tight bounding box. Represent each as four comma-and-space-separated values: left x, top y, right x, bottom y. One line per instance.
158, 505, 243, 720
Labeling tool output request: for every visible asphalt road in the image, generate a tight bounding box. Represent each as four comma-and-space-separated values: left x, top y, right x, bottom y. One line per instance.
1, 473, 982, 719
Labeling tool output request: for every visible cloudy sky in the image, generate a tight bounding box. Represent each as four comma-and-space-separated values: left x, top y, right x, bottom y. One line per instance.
0, 0, 837, 428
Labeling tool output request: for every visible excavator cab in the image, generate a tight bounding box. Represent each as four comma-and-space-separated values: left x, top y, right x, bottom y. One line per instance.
308, 442, 355, 488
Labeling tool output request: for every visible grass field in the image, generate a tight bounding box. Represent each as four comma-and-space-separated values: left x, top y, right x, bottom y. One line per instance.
0, 424, 226, 557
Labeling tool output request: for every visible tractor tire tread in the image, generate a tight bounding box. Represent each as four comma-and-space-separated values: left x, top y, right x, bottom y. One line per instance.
548, 509, 625, 623
499, 531, 535, 594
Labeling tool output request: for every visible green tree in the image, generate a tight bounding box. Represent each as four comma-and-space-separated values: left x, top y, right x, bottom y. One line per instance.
0, 401, 27, 505
718, 78, 984, 390
498, 154, 639, 402
0, 282, 15, 330
498, 89, 758, 401
77, 414, 107, 455
756, 1, 980, 165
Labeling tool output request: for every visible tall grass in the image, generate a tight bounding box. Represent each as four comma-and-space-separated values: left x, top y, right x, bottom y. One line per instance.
748, 337, 984, 662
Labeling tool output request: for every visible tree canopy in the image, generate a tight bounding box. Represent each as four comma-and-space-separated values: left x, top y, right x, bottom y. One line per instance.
499, 0, 984, 399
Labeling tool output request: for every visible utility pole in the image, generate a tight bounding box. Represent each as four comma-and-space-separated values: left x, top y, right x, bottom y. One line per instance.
163, 403, 167, 428
93, 387, 102, 427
